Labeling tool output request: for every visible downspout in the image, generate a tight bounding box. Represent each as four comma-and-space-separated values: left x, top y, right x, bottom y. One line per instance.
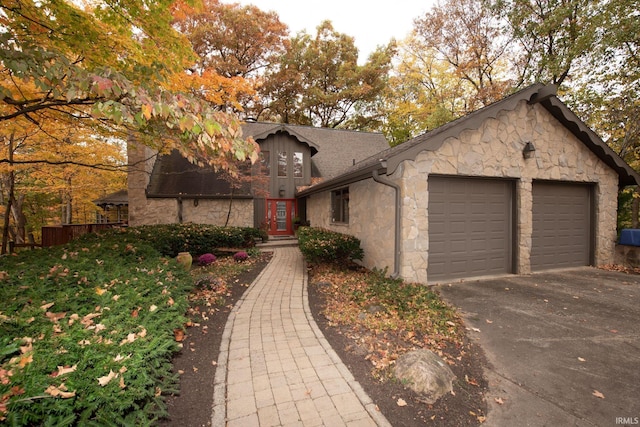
372, 167, 401, 279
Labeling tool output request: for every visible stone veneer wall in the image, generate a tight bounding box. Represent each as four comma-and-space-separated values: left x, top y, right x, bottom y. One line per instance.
399, 100, 618, 282
127, 140, 254, 227
305, 178, 396, 272
306, 100, 619, 284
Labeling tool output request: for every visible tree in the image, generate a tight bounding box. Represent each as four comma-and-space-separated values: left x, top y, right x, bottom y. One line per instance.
259, 21, 395, 129
413, 0, 512, 112
1, 0, 259, 173
492, 0, 602, 87
173, 0, 289, 79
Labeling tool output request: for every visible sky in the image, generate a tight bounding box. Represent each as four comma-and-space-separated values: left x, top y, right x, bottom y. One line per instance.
229, 0, 437, 60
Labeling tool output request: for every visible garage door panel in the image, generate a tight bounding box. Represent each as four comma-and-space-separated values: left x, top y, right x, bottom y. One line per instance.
531, 182, 592, 271
428, 177, 514, 282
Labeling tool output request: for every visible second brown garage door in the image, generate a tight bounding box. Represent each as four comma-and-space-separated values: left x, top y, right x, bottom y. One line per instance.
531, 181, 593, 271
428, 176, 514, 283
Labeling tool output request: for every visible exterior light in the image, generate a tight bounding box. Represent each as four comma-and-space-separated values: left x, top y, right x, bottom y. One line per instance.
523, 141, 536, 159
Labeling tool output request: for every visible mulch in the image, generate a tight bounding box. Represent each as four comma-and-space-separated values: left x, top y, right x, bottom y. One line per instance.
160, 254, 488, 426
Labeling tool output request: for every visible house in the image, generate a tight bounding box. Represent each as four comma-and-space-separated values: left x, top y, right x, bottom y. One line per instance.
127, 122, 390, 235
297, 84, 640, 283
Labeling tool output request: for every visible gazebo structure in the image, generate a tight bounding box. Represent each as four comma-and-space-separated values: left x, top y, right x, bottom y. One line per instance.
93, 189, 128, 224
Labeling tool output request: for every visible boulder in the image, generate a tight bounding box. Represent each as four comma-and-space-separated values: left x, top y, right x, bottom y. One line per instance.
393, 349, 456, 403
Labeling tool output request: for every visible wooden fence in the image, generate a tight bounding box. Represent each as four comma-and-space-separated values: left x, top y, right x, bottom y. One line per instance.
41, 223, 121, 248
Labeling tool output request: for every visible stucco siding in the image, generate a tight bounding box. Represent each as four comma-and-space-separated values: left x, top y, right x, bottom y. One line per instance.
305, 178, 395, 272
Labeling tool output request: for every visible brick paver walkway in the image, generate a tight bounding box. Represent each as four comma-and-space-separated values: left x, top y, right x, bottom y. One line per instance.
212, 246, 390, 426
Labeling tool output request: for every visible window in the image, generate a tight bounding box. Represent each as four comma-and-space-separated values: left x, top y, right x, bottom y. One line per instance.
278, 151, 287, 177
260, 151, 270, 176
293, 152, 303, 178
331, 188, 349, 223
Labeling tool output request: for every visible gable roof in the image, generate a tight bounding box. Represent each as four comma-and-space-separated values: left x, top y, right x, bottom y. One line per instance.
146, 122, 389, 198
93, 189, 128, 207
298, 84, 640, 197
242, 122, 389, 180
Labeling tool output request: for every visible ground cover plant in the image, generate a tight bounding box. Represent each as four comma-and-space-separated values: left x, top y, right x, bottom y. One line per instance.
300, 227, 487, 424
0, 224, 260, 425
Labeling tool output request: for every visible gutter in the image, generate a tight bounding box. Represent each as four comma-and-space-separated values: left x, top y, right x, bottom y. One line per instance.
372, 166, 401, 279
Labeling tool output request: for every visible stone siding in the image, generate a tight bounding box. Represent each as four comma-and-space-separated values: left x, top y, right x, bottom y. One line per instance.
306, 178, 395, 272
399, 100, 618, 282
127, 141, 254, 227
306, 100, 620, 284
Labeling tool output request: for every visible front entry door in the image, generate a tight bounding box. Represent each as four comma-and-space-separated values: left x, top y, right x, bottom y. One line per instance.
266, 199, 295, 236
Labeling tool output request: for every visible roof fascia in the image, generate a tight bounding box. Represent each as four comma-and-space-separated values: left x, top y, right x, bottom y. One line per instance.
382, 84, 546, 175
249, 124, 321, 154
536, 96, 640, 187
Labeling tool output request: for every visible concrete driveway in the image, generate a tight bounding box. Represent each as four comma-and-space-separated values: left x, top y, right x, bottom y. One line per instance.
436, 267, 640, 427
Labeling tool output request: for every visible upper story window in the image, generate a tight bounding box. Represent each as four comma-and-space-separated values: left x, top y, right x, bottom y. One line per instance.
260, 150, 270, 176
278, 151, 287, 177
293, 152, 303, 178
331, 187, 349, 223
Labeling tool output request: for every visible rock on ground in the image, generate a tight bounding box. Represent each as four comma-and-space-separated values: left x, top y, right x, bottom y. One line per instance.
393, 349, 456, 404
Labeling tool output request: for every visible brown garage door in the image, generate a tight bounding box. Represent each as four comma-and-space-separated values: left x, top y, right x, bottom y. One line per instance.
428, 176, 514, 282
531, 182, 593, 271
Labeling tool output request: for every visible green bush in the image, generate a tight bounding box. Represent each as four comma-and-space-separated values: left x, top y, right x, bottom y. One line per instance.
297, 226, 364, 264
0, 229, 193, 425
94, 224, 262, 258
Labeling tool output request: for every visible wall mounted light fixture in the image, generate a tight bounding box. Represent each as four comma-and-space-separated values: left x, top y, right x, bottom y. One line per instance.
523, 141, 536, 159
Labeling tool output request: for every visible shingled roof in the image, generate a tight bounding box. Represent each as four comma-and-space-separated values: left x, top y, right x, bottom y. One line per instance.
146, 122, 390, 198
242, 122, 389, 180
146, 150, 252, 199
298, 84, 640, 197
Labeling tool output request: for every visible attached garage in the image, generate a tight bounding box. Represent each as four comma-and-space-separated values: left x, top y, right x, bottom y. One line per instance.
299, 84, 640, 284
531, 181, 594, 271
428, 176, 515, 282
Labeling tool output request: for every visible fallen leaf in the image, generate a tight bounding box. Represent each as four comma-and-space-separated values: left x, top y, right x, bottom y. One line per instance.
119, 376, 126, 389
396, 398, 407, 407
471, 327, 481, 333
174, 329, 185, 342
56, 365, 77, 376
592, 390, 605, 399
211, 360, 217, 366
45, 384, 76, 399
167, 297, 174, 306
95, 287, 107, 296
485, 319, 493, 324
149, 304, 158, 312
45, 311, 66, 323
18, 354, 33, 368
40, 302, 55, 310
97, 370, 117, 386
120, 333, 136, 346
494, 397, 504, 405
578, 357, 586, 362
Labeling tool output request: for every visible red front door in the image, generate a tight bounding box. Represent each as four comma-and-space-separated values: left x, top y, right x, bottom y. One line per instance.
266, 199, 296, 236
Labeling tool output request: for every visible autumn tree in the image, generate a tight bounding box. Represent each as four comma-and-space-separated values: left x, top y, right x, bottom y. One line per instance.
413, 0, 513, 113
259, 21, 395, 129
1, 0, 259, 251
491, 0, 602, 87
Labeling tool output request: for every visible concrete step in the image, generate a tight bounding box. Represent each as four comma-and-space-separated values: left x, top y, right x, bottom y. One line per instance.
256, 236, 298, 249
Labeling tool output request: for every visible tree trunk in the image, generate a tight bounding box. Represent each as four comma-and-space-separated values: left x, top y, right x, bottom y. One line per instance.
2, 132, 15, 254
633, 188, 640, 229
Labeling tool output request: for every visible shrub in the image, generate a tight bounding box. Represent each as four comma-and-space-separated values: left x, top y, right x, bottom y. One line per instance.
198, 253, 216, 266
0, 229, 193, 425
233, 251, 248, 262
92, 224, 261, 257
297, 227, 364, 265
